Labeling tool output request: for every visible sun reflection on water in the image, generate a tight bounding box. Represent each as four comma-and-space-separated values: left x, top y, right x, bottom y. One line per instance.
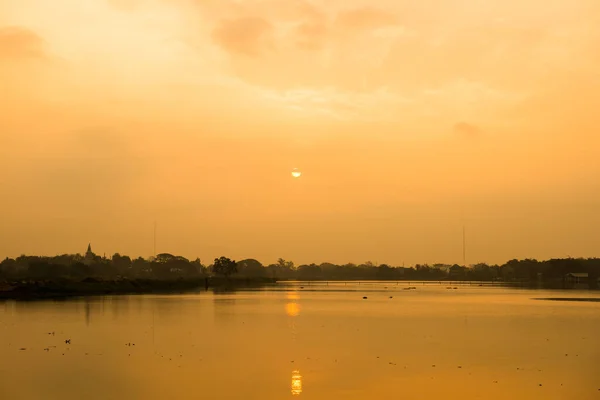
285, 302, 301, 317
286, 291, 301, 317
291, 370, 303, 396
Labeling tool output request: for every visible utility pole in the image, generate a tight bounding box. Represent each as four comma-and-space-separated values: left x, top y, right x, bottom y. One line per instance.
463, 225, 466, 267
153, 221, 157, 259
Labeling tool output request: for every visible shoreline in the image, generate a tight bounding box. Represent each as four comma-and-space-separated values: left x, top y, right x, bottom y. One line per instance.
0, 277, 278, 301
2, 277, 598, 301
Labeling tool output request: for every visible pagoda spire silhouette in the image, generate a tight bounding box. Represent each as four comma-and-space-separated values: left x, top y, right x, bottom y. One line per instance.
84, 243, 95, 265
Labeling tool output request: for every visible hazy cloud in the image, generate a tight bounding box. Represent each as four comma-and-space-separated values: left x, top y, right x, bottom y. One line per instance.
294, 21, 328, 50
213, 17, 274, 57
106, 0, 142, 11
335, 7, 397, 31
453, 122, 482, 139
0, 26, 45, 59
1, 0, 600, 263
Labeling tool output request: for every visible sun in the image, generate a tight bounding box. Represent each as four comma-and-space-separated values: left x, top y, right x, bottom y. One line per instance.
291, 168, 302, 178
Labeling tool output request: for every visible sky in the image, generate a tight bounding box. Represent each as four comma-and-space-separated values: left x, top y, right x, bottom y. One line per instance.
1, 0, 599, 266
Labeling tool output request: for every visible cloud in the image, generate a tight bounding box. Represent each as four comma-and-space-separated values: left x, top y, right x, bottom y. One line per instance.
453, 122, 482, 138
106, 0, 142, 11
0, 26, 45, 59
335, 7, 397, 31
294, 21, 328, 50
212, 17, 274, 57
198, 6, 409, 99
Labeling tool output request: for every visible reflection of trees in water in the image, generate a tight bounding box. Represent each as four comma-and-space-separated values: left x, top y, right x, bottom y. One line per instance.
7, 297, 108, 328
212, 296, 237, 325
150, 298, 184, 320
12, 297, 106, 326
83, 296, 129, 325
211, 287, 239, 295
85, 299, 91, 326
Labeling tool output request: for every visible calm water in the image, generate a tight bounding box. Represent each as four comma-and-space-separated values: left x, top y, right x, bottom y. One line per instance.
1, 284, 600, 399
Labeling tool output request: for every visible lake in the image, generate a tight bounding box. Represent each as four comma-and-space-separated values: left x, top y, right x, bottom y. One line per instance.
1, 283, 600, 399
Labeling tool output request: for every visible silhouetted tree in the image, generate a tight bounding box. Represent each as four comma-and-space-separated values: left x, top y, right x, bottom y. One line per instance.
449, 264, 467, 279
213, 257, 237, 278
0, 258, 19, 279
297, 264, 322, 280
377, 264, 395, 279
191, 258, 208, 276
469, 263, 495, 281
5, 248, 600, 286
277, 258, 295, 270
237, 259, 265, 277
112, 253, 132, 276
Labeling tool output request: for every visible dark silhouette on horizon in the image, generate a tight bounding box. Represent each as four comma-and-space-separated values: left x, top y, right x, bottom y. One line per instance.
1, 244, 599, 290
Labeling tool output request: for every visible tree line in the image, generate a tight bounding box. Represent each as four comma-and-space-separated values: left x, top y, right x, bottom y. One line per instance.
1, 253, 599, 286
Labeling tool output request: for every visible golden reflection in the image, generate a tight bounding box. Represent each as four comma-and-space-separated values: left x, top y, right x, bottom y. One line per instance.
291, 370, 303, 396
287, 292, 300, 301
285, 302, 300, 317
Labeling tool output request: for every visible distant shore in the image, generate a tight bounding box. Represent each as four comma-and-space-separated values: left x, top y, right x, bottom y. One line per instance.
3, 277, 599, 300
0, 277, 277, 300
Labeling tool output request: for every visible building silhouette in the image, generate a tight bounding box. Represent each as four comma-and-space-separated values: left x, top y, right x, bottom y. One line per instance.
84, 244, 96, 266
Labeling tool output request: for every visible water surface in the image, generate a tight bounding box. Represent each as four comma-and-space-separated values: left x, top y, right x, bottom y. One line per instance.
1, 284, 599, 399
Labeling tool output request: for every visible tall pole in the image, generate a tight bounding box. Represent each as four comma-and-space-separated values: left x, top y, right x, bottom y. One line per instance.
462, 225, 466, 267
153, 221, 157, 259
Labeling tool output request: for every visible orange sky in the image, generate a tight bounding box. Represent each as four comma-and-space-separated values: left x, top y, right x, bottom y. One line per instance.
1, 0, 599, 265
